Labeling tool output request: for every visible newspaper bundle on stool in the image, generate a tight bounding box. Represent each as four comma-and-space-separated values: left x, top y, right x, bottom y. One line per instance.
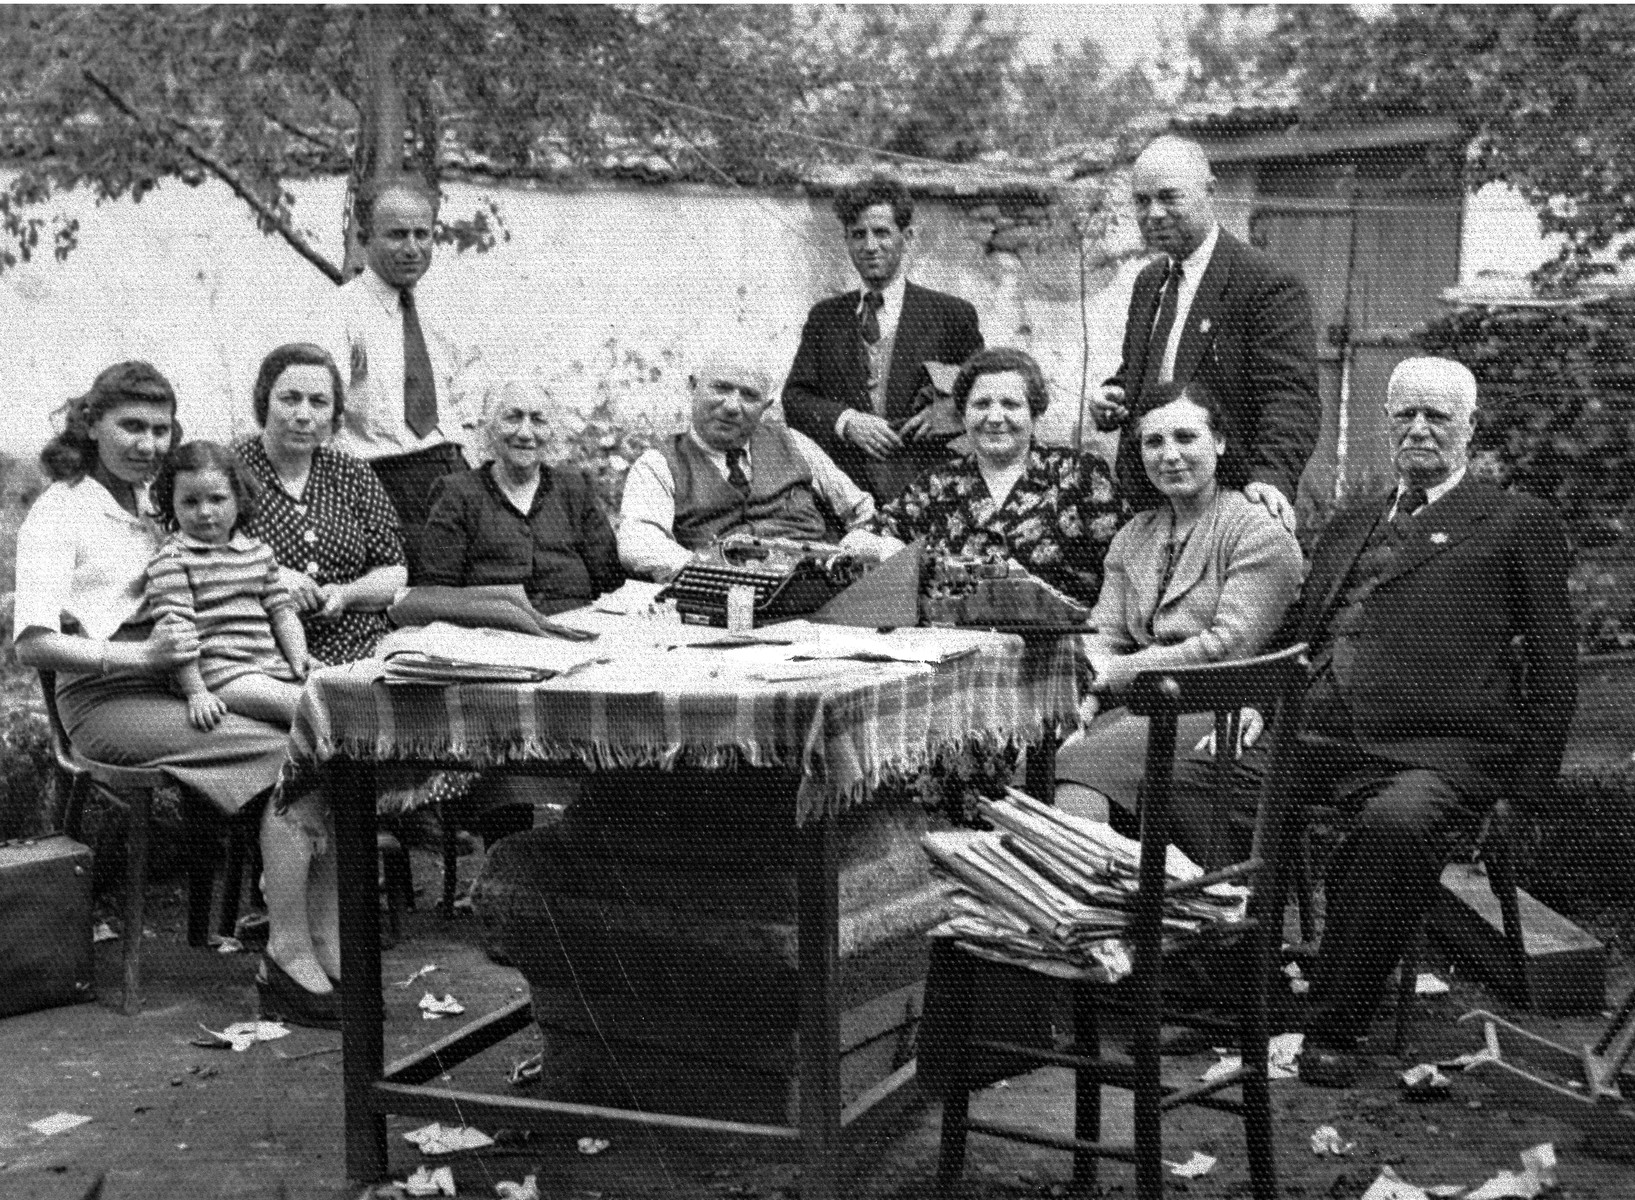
921, 789, 1249, 982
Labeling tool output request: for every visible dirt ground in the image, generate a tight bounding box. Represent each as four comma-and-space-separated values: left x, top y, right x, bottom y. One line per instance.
3, 845, 1635, 1200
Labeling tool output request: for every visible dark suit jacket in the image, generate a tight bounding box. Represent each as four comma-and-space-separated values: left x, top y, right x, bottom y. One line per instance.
1297, 478, 1577, 802
782, 281, 983, 502
1112, 230, 1319, 510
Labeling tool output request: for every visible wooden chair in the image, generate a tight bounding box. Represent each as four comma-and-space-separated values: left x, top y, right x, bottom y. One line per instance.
926, 645, 1308, 1200
40, 670, 254, 1014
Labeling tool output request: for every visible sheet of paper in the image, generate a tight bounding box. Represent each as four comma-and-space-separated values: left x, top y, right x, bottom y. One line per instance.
28, 1112, 92, 1137
382, 621, 604, 676
591, 579, 664, 615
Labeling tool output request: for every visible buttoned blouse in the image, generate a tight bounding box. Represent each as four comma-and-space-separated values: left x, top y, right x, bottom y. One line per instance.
13, 477, 165, 640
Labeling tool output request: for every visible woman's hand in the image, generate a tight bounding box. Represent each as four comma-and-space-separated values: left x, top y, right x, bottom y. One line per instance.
279, 567, 324, 614
313, 583, 350, 621
146, 613, 200, 670
1193, 707, 1265, 758
1076, 690, 1101, 728
187, 690, 228, 731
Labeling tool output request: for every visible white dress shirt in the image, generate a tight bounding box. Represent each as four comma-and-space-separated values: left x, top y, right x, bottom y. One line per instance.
1391, 465, 1466, 520
13, 477, 165, 641
1156, 223, 1221, 384
618, 424, 876, 580
323, 267, 486, 460
834, 272, 910, 437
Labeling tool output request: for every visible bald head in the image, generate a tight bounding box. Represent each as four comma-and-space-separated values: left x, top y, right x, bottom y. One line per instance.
1130, 136, 1218, 259
1384, 357, 1479, 488
689, 349, 774, 452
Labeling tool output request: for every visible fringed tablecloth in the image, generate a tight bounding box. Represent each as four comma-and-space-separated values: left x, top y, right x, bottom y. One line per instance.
281, 614, 1081, 823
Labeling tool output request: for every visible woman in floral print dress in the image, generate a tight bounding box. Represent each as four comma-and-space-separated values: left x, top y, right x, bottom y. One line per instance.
850, 346, 1127, 608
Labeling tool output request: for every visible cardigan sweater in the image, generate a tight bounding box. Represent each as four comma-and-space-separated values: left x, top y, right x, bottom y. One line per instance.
417, 463, 624, 615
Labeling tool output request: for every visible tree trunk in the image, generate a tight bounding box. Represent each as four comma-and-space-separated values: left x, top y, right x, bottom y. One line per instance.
342, 6, 410, 279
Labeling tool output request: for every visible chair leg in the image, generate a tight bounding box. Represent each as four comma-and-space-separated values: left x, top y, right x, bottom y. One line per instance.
219, 815, 250, 939
935, 945, 975, 1196
440, 802, 459, 916
1485, 844, 1531, 1010
1394, 920, 1426, 1057
184, 794, 218, 948
1132, 977, 1165, 1200
122, 788, 152, 1016
1070, 983, 1100, 1197
1239, 926, 1277, 1200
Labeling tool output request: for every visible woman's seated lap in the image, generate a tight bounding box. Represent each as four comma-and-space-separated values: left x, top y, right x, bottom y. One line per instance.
1055, 382, 1304, 820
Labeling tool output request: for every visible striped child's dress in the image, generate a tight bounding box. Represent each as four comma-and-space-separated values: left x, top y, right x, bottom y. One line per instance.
144, 531, 299, 690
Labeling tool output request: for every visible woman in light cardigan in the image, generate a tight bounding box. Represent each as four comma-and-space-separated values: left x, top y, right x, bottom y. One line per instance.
1055, 381, 1304, 829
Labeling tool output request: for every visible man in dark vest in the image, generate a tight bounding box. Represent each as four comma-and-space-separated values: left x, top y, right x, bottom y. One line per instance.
618, 349, 877, 582
782, 174, 985, 504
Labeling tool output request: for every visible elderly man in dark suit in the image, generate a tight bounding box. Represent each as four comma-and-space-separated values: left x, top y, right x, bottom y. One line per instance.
782, 174, 985, 503
1161, 356, 1576, 1086
1094, 136, 1319, 530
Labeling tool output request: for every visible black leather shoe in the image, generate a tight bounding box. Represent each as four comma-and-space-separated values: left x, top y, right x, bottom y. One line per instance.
257, 956, 341, 1030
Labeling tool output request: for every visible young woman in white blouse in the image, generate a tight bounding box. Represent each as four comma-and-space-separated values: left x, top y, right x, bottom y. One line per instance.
13, 362, 338, 1028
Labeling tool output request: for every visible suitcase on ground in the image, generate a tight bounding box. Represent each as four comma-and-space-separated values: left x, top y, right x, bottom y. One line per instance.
0, 834, 95, 1017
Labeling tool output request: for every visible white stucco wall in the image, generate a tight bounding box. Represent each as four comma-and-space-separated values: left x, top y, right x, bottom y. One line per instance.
1, 174, 1152, 461
0, 170, 1563, 464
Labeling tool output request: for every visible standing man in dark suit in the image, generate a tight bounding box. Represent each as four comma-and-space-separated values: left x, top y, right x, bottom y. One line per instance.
1161, 357, 1576, 1087
782, 175, 985, 503
1093, 136, 1319, 529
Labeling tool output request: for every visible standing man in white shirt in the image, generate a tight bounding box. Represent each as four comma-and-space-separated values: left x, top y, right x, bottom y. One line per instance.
619, 349, 877, 583
1092, 136, 1319, 529
325, 176, 482, 576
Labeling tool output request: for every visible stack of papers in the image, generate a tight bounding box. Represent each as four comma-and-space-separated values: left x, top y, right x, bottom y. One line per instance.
379, 622, 604, 685
922, 790, 1249, 981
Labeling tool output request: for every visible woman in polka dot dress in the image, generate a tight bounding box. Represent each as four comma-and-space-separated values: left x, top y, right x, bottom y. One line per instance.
232, 343, 408, 1027
235, 343, 408, 667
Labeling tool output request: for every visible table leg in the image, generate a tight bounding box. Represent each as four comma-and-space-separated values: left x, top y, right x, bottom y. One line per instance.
1025, 730, 1059, 806
797, 803, 841, 1200
333, 759, 387, 1183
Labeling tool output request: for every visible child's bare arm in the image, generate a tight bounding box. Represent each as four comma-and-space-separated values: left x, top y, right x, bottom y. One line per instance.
271, 606, 312, 679
177, 662, 228, 731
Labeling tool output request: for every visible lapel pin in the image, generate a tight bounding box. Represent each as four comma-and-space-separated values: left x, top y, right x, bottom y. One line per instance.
1430, 532, 1448, 545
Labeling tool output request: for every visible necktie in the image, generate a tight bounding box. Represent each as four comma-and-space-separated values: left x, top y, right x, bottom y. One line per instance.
860, 289, 885, 345
400, 288, 438, 439
1139, 260, 1184, 399
1394, 484, 1428, 528
724, 447, 750, 494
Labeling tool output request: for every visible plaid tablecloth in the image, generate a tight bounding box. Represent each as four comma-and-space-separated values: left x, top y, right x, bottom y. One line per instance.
282, 616, 1081, 822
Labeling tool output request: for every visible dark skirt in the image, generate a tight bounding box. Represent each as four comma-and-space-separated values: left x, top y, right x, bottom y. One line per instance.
55, 668, 290, 815
1054, 706, 1216, 815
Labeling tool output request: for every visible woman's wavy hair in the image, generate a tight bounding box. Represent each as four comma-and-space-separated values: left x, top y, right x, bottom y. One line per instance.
1135, 379, 1251, 499
40, 361, 180, 483
949, 346, 1050, 419
252, 342, 346, 429
151, 440, 264, 534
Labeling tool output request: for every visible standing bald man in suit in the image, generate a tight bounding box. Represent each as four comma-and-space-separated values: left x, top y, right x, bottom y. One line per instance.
1094, 136, 1320, 529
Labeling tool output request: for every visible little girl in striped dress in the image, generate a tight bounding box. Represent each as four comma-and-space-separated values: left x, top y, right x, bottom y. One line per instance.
146, 441, 313, 731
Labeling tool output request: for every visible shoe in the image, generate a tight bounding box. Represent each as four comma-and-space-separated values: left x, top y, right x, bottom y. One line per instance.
1296, 1041, 1362, 1089
257, 956, 341, 1031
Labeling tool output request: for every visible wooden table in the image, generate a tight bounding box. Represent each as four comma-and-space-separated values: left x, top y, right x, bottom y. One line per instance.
285, 616, 1078, 1192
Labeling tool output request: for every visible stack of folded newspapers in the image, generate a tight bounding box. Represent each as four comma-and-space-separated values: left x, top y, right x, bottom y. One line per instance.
921, 790, 1249, 982
378, 622, 604, 685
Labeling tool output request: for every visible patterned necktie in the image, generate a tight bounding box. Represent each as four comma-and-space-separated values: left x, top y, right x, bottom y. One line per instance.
724, 447, 750, 494
860, 289, 885, 345
1394, 484, 1428, 528
400, 287, 438, 439
1139, 260, 1184, 398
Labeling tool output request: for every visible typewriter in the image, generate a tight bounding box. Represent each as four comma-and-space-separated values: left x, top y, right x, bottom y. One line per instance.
658, 535, 869, 626
924, 555, 1091, 631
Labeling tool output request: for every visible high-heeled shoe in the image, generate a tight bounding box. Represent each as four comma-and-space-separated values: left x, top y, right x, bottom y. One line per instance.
257, 955, 341, 1030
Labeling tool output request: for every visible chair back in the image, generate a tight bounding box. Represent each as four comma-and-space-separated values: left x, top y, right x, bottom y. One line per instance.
1119, 645, 1310, 984
37, 669, 169, 835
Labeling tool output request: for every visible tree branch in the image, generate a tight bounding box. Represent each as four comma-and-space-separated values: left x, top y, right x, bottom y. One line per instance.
263, 108, 346, 159
83, 68, 344, 284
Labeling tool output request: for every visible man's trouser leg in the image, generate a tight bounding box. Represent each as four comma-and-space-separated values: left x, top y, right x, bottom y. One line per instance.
1304, 767, 1480, 1048
369, 442, 469, 581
